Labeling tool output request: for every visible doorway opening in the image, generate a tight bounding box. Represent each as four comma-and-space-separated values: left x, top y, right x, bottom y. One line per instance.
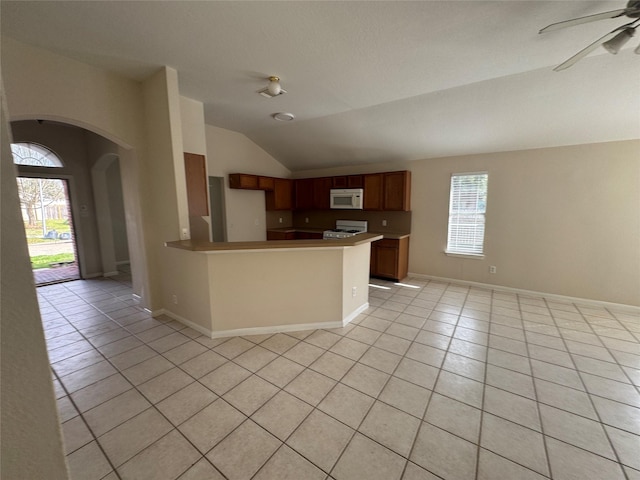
17, 176, 80, 285
209, 176, 226, 242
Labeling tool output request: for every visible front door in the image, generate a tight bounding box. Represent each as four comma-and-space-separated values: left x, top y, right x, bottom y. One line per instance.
17, 176, 80, 285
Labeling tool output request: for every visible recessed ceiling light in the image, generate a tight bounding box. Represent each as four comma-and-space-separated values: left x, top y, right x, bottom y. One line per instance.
273, 112, 295, 121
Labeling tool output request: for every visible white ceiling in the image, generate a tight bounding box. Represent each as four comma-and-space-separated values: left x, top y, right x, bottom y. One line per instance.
2, 1, 639, 171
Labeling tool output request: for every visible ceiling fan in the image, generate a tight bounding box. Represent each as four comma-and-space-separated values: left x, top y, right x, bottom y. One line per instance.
539, 0, 640, 71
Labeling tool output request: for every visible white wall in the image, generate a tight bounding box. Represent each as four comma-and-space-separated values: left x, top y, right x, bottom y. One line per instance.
2, 37, 153, 304
141, 67, 187, 309
205, 125, 291, 241
1, 81, 69, 480
106, 161, 129, 263
180, 96, 207, 155
410, 141, 640, 306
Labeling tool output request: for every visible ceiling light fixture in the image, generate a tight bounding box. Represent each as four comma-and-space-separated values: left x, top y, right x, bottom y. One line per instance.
603, 27, 636, 53
272, 112, 295, 121
539, 1, 640, 70
258, 76, 287, 98
267, 76, 281, 95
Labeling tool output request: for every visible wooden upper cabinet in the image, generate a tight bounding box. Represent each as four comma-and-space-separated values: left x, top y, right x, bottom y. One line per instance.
295, 177, 332, 210
229, 174, 276, 191
184, 153, 209, 216
258, 176, 275, 191
383, 171, 411, 211
266, 178, 293, 210
294, 178, 314, 210
229, 169, 409, 212
312, 177, 332, 210
332, 175, 364, 188
347, 175, 364, 188
332, 176, 348, 188
229, 173, 259, 190
363, 173, 384, 210
364, 171, 411, 211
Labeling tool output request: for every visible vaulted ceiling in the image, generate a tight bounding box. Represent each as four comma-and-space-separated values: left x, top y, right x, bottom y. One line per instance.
2, 1, 639, 171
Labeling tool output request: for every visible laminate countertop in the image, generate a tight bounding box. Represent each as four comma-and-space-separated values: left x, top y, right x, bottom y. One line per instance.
166, 232, 384, 252
265, 228, 410, 240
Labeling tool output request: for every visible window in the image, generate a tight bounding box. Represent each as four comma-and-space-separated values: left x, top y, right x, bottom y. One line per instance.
446, 172, 488, 256
11, 142, 63, 167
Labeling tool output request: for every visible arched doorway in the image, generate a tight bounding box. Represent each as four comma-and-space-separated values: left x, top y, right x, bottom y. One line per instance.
12, 142, 80, 285
10, 121, 136, 291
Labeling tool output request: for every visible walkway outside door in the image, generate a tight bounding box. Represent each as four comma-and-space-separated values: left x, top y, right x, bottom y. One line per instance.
17, 176, 80, 285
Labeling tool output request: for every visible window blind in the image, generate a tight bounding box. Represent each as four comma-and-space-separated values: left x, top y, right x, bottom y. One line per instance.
446, 172, 488, 255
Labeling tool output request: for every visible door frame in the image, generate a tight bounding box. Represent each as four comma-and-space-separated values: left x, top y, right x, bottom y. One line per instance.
17, 172, 86, 280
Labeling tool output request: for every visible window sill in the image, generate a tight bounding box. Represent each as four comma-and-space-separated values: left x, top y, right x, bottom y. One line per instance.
444, 251, 485, 260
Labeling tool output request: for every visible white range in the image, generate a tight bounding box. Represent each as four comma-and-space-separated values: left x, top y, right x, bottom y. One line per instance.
323, 220, 368, 240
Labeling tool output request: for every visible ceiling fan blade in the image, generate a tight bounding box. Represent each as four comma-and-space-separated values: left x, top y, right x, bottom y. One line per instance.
540, 8, 627, 34
553, 27, 623, 71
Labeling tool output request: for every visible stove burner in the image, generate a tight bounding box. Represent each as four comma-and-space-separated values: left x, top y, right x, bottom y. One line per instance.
322, 220, 368, 240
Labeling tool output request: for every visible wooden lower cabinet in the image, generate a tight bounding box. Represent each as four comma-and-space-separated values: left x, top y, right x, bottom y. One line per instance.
370, 236, 409, 281
295, 231, 323, 240
266, 231, 295, 240
266, 231, 323, 240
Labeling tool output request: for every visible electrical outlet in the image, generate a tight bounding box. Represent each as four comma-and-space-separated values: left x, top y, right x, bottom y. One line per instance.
489, 266, 497, 274
279, 217, 283, 223
382, 220, 387, 227
172, 295, 178, 304
305, 217, 309, 223
352, 286, 357, 297
254, 219, 259, 226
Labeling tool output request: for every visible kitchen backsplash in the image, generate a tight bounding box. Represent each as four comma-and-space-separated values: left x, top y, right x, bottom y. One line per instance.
290, 210, 412, 233
265, 210, 294, 229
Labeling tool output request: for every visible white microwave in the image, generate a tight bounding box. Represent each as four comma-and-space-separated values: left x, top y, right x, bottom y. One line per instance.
330, 188, 364, 209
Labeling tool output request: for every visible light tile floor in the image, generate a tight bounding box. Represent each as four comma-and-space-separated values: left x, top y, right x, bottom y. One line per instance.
40, 273, 640, 480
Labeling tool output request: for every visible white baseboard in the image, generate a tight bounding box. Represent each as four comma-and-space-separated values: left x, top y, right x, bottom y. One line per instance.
157, 302, 370, 340
206, 320, 344, 340
103, 271, 119, 277
145, 307, 165, 317
131, 294, 142, 306
153, 309, 213, 337
83, 272, 102, 279
343, 302, 370, 326
407, 273, 640, 313
115, 261, 130, 266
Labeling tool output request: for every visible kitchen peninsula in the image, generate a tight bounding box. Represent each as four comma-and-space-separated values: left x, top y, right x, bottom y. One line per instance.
163, 233, 382, 338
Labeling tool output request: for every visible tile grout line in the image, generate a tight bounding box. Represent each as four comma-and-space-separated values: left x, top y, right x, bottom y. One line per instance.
53, 279, 227, 480
473, 286, 493, 480
41, 275, 640, 480
545, 297, 631, 480
400, 279, 460, 479
518, 293, 554, 479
